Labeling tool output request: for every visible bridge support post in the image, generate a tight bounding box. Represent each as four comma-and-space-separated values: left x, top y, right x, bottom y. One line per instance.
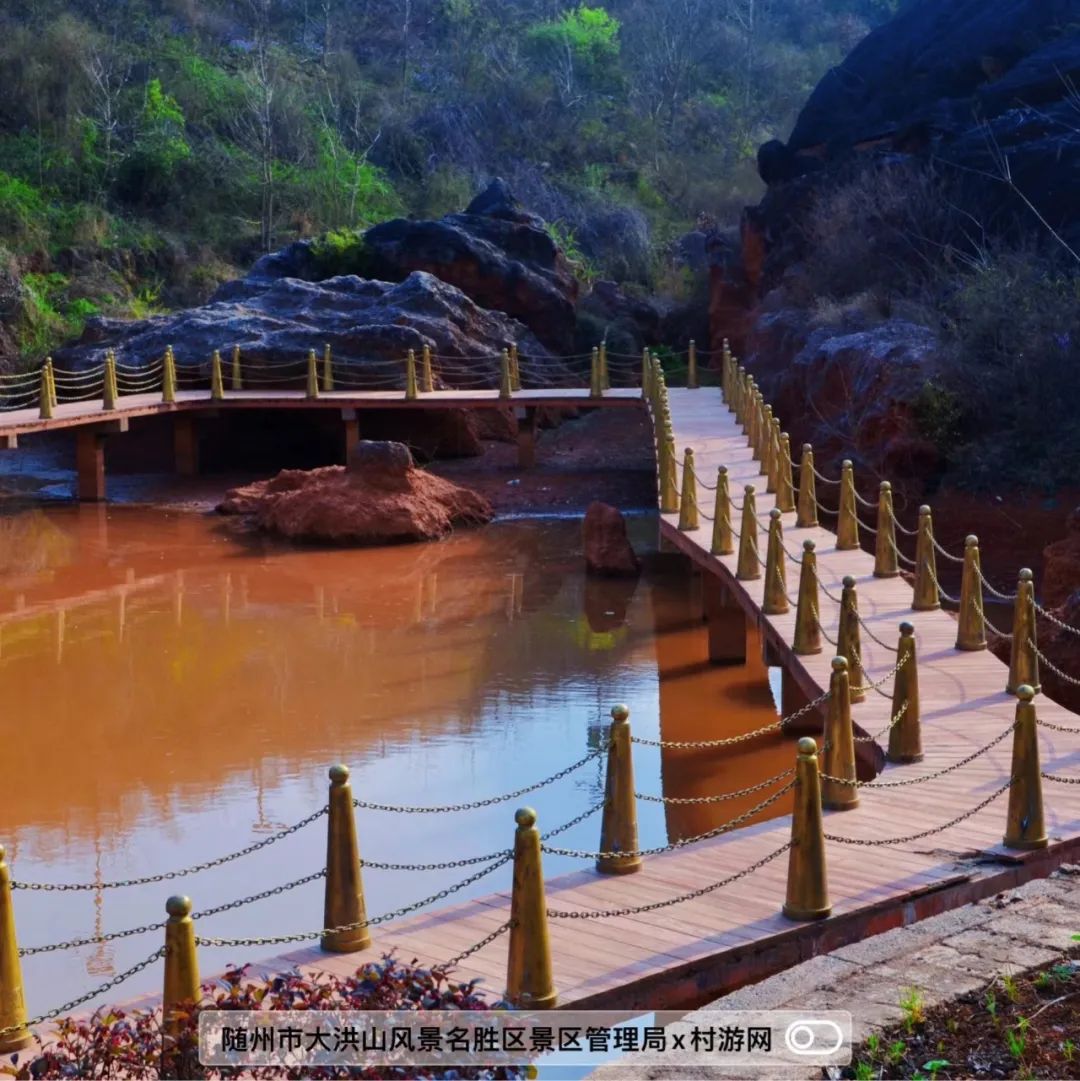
597, 705, 641, 874
782, 737, 831, 921
322, 765, 371, 953
342, 409, 360, 463
887, 622, 923, 763
174, 414, 199, 477
1006, 569, 1041, 695
516, 407, 538, 469
506, 807, 556, 1008
76, 428, 107, 501
781, 667, 811, 720
822, 657, 859, 810
837, 577, 865, 704
0, 845, 32, 1053
703, 574, 746, 665
162, 895, 200, 1037
762, 632, 784, 668
1003, 686, 1048, 850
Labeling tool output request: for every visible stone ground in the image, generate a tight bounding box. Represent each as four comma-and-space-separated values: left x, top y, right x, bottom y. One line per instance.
587, 864, 1080, 1080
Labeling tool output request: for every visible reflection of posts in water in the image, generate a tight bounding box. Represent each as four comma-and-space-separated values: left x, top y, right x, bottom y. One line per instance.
506, 573, 524, 621
115, 589, 126, 643
54, 607, 65, 664
421, 573, 438, 620
85, 841, 114, 978
584, 574, 638, 634
701, 573, 746, 665
238, 574, 250, 611
92, 502, 109, 555
315, 585, 326, 622
172, 571, 184, 628
221, 573, 232, 624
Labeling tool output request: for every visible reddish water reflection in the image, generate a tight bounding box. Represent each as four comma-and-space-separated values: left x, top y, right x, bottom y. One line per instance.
0, 507, 791, 1014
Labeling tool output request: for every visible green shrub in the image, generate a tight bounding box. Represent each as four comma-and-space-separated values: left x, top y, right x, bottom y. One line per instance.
527, 5, 621, 68
0, 171, 47, 250
310, 227, 378, 278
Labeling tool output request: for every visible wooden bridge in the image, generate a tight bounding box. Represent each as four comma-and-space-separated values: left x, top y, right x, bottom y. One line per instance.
3, 347, 1080, 1053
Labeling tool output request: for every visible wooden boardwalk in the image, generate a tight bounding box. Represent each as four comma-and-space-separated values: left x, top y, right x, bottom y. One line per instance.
199, 386, 1080, 1010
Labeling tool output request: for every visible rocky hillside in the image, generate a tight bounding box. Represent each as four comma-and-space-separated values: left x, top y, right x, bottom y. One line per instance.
712, 0, 1080, 491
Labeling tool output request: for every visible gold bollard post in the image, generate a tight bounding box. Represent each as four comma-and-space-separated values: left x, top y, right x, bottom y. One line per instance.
887, 622, 923, 763
322, 764, 371, 952
103, 350, 119, 410
1003, 686, 1048, 850
661, 436, 678, 514
589, 347, 603, 399
162, 346, 177, 404
210, 349, 224, 402
599, 341, 609, 391
231, 345, 243, 391
793, 540, 822, 655
510, 342, 521, 392
747, 386, 760, 446
163, 895, 200, 1033
836, 460, 859, 550
322, 343, 334, 392
756, 404, 773, 467
711, 466, 734, 555
499, 348, 512, 400
678, 449, 699, 530
0, 845, 31, 1053
1007, 568, 1041, 695
796, 444, 819, 528
422, 343, 434, 393
763, 508, 789, 615
776, 433, 796, 513
305, 348, 319, 400
956, 535, 987, 650
597, 705, 641, 874
912, 505, 940, 611
505, 807, 556, 1008
822, 657, 859, 810
405, 349, 419, 401
45, 357, 57, 409
782, 738, 831, 921
765, 416, 781, 492
736, 485, 760, 580
38, 364, 53, 420
837, 576, 865, 704
874, 482, 899, 577
687, 339, 698, 389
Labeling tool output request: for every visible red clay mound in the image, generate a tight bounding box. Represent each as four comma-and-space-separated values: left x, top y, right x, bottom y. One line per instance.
218, 440, 492, 544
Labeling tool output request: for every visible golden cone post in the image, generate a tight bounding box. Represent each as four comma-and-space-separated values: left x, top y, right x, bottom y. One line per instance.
163, 895, 200, 1034
209, 349, 224, 402
837, 576, 865, 704
589, 347, 603, 399
887, 622, 923, 763
836, 460, 859, 550
499, 348, 512, 400
678, 449, 699, 531
596, 705, 641, 874
756, 404, 773, 467
736, 485, 760, 581
46, 357, 58, 409
956, 535, 987, 651
1007, 568, 1041, 695
322, 764, 371, 952
782, 737, 831, 921
304, 348, 319, 400
711, 466, 734, 555
405, 349, 418, 401
776, 433, 795, 513
599, 342, 609, 390
822, 657, 859, 810
505, 807, 556, 1008
422, 343, 434, 393
746, 386, 759, 446
796, 444, 819, 528
763, 508, 789, 615
874, 482, 899, 578
1003, 685, 1048, 850
231, 345, 243, 391
793, 540, 822, 655
687, 339, 698, 389
322, 343, 334, 392
510, 342, 521, 391
38, 364, 53, 420
912, 505, 940, 611
765, 416, 781, 492
103, 351, 118, 410
0, 845, 31, 1053
162, 346, 177, 404
661, 436, 678, 514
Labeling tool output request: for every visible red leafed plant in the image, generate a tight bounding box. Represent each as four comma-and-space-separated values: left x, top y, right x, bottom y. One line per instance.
11, 955, 526, 1080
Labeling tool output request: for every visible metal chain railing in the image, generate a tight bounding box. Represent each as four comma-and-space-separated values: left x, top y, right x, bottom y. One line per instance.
853, 700, 908, 744
848, 646, 909, 698
635, 768, 794, 805
1030, 639, 1080, 687
437, 919, 515, 972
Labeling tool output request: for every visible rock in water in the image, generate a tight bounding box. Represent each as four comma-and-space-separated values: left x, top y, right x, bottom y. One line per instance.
583, 501, 640, 578
217, 440, 492, 545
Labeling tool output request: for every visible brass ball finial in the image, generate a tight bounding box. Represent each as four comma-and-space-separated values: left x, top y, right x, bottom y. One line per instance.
900, 621, 915, 636
718, 465, 727, 476
329, 764, 350, 785
804, 539, 816, 552
1020, 568, 1034, 582
610, 704, 630, 723
832, 656, 849, 672
843, 575, 856, 588
797, 737, 817, 756
515, 807, 537, 829
802, 443, 812, 453
965, 534, 978, 547
919, 504, 932, 515
745, 484, 755, 494
770, 508, 782, 520
166, 895, 192, 918
880, 480, 891, 490
1017, 684, 1036, 702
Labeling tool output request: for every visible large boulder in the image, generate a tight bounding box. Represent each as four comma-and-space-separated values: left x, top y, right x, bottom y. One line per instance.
364, 179, 579, 353
217, 440, 492, 544
55, 270, 561, 387
583, 501, 640, 578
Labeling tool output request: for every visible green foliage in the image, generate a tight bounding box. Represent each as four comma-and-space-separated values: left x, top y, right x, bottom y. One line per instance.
309, 228, 377, 279
302, 125, 402, 231
527, 5, 621, 66
0, 171, 47, 249
17, 271, 103, 359
913, 381, 965, 455
900, 988, 924, 1033
545, 220, 598, 284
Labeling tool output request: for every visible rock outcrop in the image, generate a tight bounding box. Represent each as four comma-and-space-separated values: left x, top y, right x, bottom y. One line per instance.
56, 270, 554, 386
217, 440, 492, 544
582, 501, 640, 578
364, 179, 579, 353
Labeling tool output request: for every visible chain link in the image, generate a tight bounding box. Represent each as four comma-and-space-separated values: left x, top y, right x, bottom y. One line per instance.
19, 921, 164, 958
848, 647, 909, 697
437, 919, 515, 972
931, 536, 966, 564
1030, 640, 1080, 687
979, 569, 1018, 602
1035, 600, 1080, 637
1042, 772, 1080, 784
351, 748, 603, 813
636, 768, 794, 804
853, 700, 908, 744
825, 780, 1012, 845
975, 601, 1013, 640
13, 807, 329, 891
547, 842, 792, 920
542, 780, 795, 861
